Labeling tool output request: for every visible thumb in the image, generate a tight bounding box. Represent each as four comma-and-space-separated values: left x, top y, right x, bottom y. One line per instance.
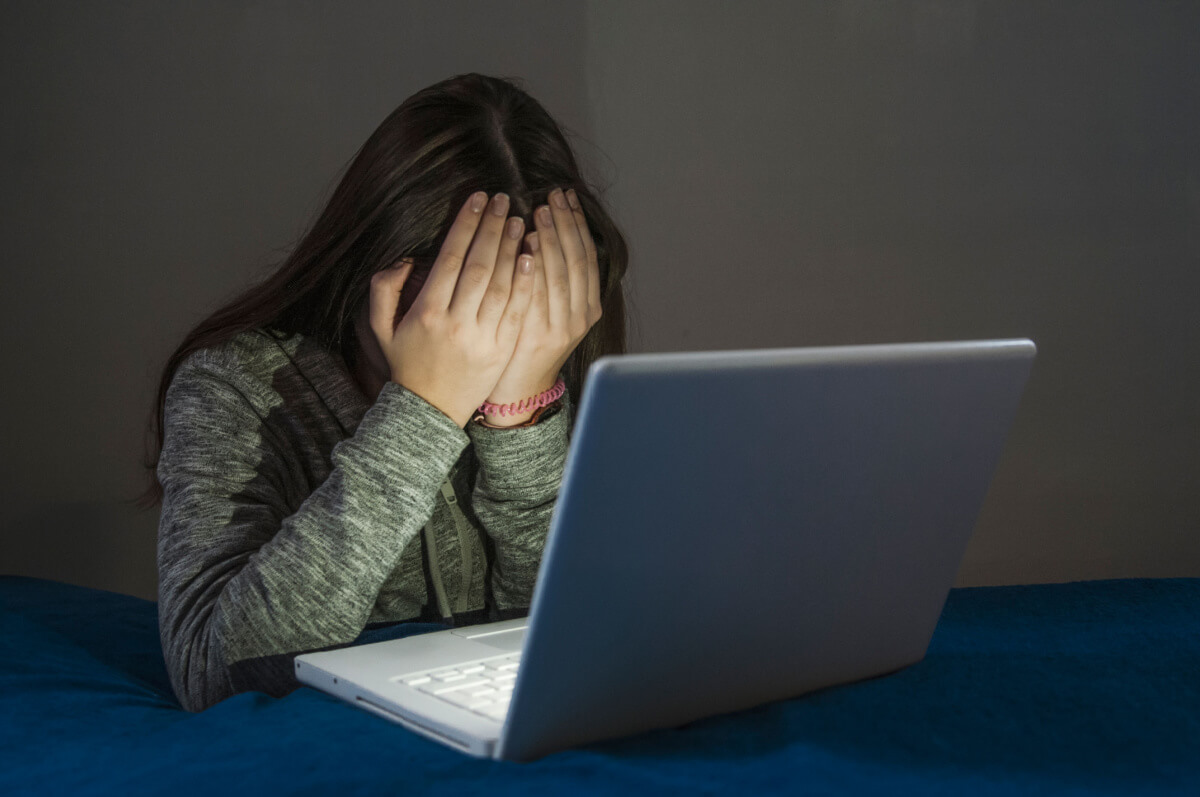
369, 258, 416, 339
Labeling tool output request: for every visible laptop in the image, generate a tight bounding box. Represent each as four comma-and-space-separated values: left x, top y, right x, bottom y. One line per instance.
295, 337, 1037, 761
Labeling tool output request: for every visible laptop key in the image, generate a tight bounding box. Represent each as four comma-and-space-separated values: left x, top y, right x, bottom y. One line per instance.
418, 677, 490, 695
438, 676, 493, 693
440, 690, 489, 709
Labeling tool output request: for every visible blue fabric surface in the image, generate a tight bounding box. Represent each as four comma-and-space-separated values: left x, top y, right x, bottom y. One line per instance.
1, 574, 1197, 796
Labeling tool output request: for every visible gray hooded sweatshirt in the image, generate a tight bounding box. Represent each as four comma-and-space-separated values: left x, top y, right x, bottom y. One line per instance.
155, 327, 573, 712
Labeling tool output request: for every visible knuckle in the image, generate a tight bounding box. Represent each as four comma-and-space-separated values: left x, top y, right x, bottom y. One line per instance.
484, 280, 508, 305
461, 262, 491, 289
414, 307, 438, 328
450, 320, 479, 349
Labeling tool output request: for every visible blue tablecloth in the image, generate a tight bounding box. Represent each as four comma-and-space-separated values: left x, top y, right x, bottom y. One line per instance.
1, 574, 1197, 795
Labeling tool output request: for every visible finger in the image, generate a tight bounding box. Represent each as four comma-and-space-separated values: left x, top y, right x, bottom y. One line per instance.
412, 192, 489, 314
450, 192, 514, 320
497, 250, 536, 350
525, 232, 550, 325
566, 188, 601, 319
478, 214, 526, 329
368, 258, 414, 340
533, 202, 571, 330
549, 188, 588, 320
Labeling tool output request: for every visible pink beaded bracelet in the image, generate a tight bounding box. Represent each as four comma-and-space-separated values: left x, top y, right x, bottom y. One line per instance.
476, 377, 566, 418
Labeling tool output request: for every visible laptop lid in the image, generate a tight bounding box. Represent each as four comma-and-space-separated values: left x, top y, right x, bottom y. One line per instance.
495, 338, 1036, 761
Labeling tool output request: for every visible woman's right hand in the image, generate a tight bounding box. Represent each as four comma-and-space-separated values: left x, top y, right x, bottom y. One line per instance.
368, 191, 536, 428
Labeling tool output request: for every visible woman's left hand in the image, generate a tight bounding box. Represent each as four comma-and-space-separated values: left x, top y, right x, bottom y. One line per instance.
483, 187, 602, 413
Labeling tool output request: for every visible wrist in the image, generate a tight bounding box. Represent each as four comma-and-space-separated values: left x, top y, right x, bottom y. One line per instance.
474, 407, 538, 428
473, 376, 566, 429
388, 377, 478, 430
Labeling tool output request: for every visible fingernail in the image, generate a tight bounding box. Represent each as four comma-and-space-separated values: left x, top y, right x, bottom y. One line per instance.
566, 189, 580, 209
471, 192, 487, 212
552, 189, 568, 210
490, 193, 510, 216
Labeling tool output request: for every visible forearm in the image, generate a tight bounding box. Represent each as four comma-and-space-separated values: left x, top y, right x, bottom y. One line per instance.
158, 370, 470, 711
466, 387, 573, 610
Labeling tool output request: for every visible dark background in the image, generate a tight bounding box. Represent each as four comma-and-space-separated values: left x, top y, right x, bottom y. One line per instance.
2, 0, 1197, 601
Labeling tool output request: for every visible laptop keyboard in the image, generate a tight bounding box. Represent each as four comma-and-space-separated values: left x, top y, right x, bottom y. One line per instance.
392, 652, 521, 722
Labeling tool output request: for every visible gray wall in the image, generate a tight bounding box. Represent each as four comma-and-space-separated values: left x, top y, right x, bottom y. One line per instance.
2, 0, 1196, 603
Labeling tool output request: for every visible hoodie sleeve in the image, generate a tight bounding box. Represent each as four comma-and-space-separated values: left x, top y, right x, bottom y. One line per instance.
464, 381, 574, 617
155, 349, 469, 712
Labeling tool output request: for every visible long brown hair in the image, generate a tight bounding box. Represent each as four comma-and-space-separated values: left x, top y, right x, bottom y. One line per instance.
128, 72, 632, 512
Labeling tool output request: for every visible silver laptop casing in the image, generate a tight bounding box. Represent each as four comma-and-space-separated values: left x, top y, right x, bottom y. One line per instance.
296, 338, 1037, 761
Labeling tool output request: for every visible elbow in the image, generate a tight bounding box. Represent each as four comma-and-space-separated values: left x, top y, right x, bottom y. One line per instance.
165, 644, 236, 713
175, 682, 221, 714
160, 613, 237, 713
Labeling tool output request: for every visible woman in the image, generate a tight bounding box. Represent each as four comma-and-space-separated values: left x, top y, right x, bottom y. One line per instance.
132, 73, 631, 712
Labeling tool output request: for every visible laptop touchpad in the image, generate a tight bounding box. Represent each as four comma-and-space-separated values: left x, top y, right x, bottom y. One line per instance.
453, 626, 527, 652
